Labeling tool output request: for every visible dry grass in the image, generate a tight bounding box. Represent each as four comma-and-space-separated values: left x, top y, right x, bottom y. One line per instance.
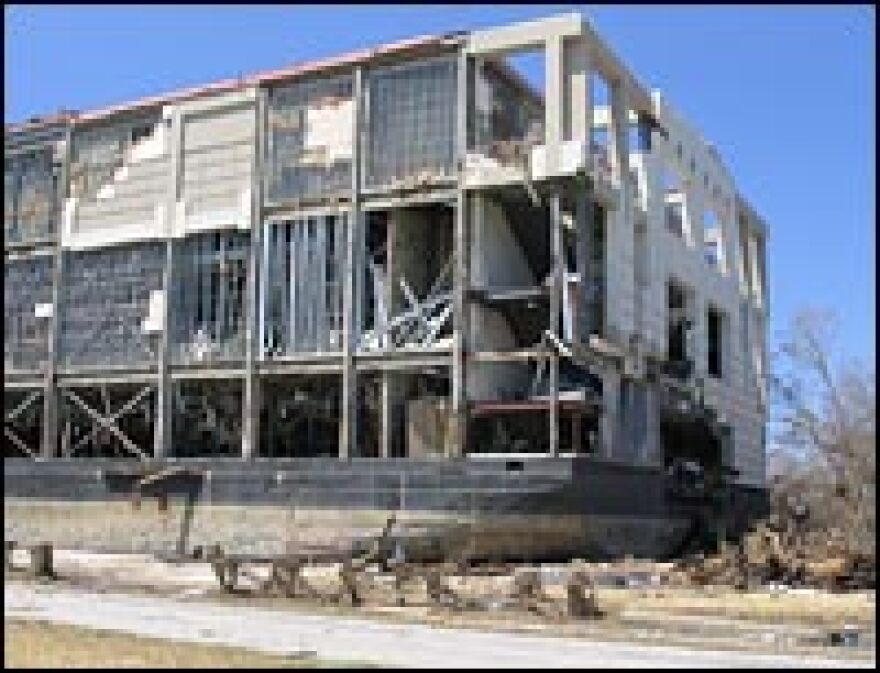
4, 618, 362, 669
594, 586, 876, 626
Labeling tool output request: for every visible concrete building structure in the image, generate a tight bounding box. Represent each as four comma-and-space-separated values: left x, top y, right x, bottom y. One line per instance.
5, 13, 769, 559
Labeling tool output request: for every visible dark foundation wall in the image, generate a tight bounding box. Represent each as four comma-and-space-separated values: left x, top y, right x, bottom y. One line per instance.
4, 456, 768, 560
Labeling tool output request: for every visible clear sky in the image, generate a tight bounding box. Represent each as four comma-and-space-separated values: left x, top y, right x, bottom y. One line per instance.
5, 5, 876, 365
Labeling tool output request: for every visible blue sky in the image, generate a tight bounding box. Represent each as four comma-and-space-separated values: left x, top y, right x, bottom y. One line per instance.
6, 5, 875, 365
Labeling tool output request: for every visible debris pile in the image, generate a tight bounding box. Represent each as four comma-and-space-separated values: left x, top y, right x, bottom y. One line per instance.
675, 514, 876, 591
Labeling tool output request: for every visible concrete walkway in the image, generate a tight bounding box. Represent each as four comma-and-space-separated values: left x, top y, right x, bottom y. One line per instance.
5, 583, 872, 669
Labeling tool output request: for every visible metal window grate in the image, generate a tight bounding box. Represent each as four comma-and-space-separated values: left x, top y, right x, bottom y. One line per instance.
365, 57, 457, 189
4, 255, 53, 370
171, 231, 250, 364
262, 213, 347, 356
268, 74, 354, 203
4, 148, 58, 244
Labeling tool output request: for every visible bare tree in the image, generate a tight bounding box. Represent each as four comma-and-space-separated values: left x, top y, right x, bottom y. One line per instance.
769, 308, 875, 559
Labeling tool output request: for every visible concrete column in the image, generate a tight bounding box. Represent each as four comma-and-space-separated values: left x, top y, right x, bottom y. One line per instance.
566, 39, 595, 346
451, 189, 470, 458
450, 51, 471, 459
544, 35, 564, 176
380, 212, 395, 459
638, 135, 665, 355
154, 240, 172, 459
574, 181, 594, 343
599, 368, 618, 459
41, 129, 71, 459
42, 243, 63, 459
643, 385, 661, 465
154, 108, 183, 460
608, 80, 631, 189
380, 373, 394, 459
549, 191, 563, 456
564, 36, 591, 146
608, 79, 634, 342
242, 89, 266, 460
340, 66, 364, 459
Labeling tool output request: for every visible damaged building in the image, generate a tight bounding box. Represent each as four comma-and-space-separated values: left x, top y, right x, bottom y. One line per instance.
5, 13, 769, 560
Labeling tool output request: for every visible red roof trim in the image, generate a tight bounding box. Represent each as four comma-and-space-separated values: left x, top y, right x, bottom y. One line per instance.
7, 33, 461, 132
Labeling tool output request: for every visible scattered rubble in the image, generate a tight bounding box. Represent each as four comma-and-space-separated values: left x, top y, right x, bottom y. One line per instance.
673, 514, 876, 592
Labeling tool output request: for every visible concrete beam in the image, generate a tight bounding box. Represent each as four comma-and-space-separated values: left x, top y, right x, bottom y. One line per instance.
580, 19, 653, 117
466, 13, 583, 56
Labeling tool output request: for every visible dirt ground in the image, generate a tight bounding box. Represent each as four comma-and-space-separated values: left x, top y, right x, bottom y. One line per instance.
4, 548, 876, 661
6, 584, 873, 669
4, 618, 365, 669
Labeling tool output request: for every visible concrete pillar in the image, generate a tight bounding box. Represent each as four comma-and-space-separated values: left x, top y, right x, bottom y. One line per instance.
451, 189, 470, 458
544, 35, 564, 176
155, 108, 183, 460
380, 212, 395, 459
42, 130, 73, 459
154, 240, 172, 459
340, 66, 364, 459
574, 181, 594, 343
564, 37, 591, 145
242, 90, 266, 460
607, 79, 634, 342
643, 385, 661, 465
608, 80, 631, 191
450, 51, 471, 458
380, 373, 394, 459
599, 368, 618, 459
42, 270, 60, 459
549, 192, 563, 456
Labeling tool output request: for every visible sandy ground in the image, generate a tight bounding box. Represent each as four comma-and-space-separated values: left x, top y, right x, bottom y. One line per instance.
4, 618, 356, 668
5, 583, 874, 669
